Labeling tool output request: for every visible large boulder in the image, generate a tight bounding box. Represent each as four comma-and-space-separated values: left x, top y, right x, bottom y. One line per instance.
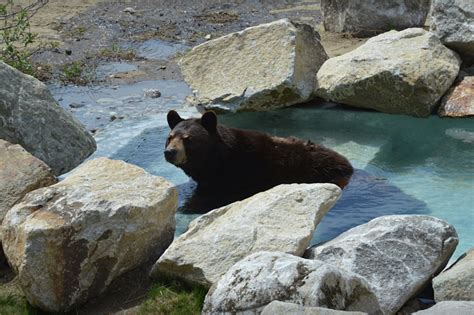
262, 301, 368, 315
438, 74, 474, 117
430, 0, 474, 61
0, 140, 56, 223
321, 0, 431, 37
1, 158, 177, 312
180, 19, 328, 112
305, 215, 458, 314
202, 251, 382, 314
151, 184, 341, 287
413, 301, 474, 315
433, 247, 474, 301
0, 61, 96, 175
315, 28, 461, 117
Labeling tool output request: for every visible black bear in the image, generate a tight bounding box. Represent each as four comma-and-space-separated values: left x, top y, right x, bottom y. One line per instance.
164, 110, 353, 205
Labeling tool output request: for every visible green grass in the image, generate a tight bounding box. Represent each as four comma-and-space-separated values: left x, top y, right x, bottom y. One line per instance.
61, 61, 91, 85
138, 282, 207, 315
98, 44, 138, 61
0, 294, 34, 315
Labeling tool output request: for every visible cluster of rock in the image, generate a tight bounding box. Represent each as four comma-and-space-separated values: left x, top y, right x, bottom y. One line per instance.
0, 125, 471, 313
151, 191, 470, 315
181, 1, 473, 117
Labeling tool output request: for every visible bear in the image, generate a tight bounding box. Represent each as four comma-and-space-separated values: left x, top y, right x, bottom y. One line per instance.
165, 110, 353, 206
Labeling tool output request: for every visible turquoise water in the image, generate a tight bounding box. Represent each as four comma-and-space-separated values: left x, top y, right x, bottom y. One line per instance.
88, 104, 473, 262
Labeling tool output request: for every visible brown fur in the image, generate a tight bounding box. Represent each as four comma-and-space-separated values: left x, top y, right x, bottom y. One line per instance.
165, 111, 353, 198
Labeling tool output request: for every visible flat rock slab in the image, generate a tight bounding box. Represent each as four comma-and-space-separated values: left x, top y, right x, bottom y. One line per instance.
305, 215, 458, 314
262, 301, 368, 315
0, 139, 56, 223
433, 246, 474, 301
0, 61, 96, 175
180, 19, 328, 112
438, 75, 474, 117
203, 251, 382, 314
151, 183, 341, 287
430, 0, 474, 61
413, 301, 474, 315
315, 28, 460, 117
2, 158, 177, 312
322, 0, 430, 37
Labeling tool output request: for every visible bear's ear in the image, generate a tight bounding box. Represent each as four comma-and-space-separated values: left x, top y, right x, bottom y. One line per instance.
201, 111, 217, 133
167, 110, 184, 129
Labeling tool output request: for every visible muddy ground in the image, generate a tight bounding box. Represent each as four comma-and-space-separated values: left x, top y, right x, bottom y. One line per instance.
26, 0, 366, 84
1, 1, 367, 314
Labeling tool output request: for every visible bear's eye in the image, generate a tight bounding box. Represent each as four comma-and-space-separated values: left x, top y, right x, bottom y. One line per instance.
166, 135, 172, 145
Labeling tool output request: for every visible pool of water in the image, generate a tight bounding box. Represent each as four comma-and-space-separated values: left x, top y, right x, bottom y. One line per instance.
76, 101, 473, 262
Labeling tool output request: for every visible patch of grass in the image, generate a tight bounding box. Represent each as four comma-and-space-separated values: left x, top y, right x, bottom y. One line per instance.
61, 61, 94, 85
98, 44, 138, 61
0, 294, 31, 315
138, 281, 207, 315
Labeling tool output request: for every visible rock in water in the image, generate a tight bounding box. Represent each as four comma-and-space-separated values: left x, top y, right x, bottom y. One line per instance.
0, 61, 96, 175
433, 247, 474, 301
430, 0, 474, 62
202, 251, 382, 314
151, 184, 341, 287
305, 215, 458, 314
1, 158, 177, 312
0, 140, 56, 223
438, 75, 474, 117
315, 28, 461, 117
321, 0, 431, 37
180, 19, 328, 112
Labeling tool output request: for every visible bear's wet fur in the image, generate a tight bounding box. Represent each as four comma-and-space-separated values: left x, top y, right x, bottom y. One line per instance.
165, 110, 353, 205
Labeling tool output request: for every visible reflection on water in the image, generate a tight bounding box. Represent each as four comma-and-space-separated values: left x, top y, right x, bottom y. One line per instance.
68, 101, 473, 261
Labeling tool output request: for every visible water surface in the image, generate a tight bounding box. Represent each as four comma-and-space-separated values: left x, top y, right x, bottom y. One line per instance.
77, 103, 473, 261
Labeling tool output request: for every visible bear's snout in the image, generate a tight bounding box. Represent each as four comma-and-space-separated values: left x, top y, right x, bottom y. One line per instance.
164, 149, 177, 162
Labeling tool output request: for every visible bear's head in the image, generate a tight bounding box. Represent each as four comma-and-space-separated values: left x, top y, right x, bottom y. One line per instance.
164, 110, 218, 167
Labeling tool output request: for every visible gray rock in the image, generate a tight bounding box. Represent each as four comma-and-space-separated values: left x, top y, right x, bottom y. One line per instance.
151, 184, 341, 288
430, 0, 474, 61
433, 247, 474, 301
305, 215, 458, 314
262, 301, 367, 315
413, 301, 474, 315
1, 158, 177, 312
180, 19, 328, 112
321, 0, 430, 37
0, 61, 96, 175
202, 251, 382, 314
315, 28, 461, 117
0, 140, 57, 223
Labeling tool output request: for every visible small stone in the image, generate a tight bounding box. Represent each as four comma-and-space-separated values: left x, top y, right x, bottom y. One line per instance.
204, 34, 212, 40
159, 65, 167, 70
144, 89, 162, 98
69, 103, 85, 109
65, 49, 72, 55
124, 7, 136, 14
